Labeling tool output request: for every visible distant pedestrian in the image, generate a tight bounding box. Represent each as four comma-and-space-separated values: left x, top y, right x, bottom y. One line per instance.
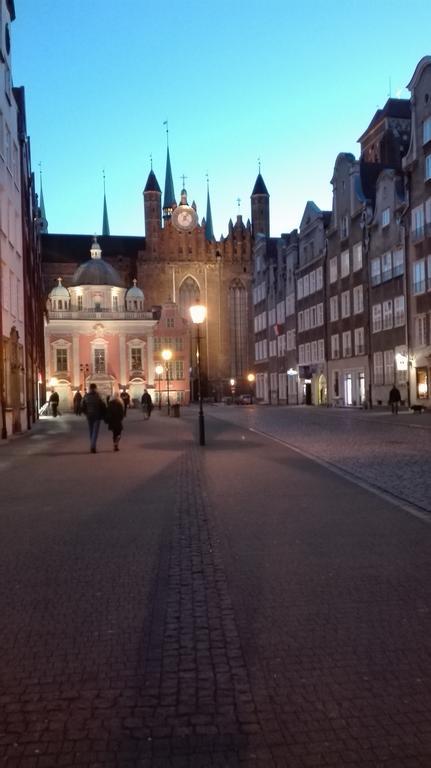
49, 390, 60, 417
81, 383, 107, 453
141, 389, 153, 419
106, 391, 125, 451
120, 389, 130, 416
73, 389, 82, 415
388, 384, 401, 414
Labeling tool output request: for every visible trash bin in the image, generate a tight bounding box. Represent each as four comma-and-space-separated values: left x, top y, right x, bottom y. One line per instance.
172, 403, 180, 417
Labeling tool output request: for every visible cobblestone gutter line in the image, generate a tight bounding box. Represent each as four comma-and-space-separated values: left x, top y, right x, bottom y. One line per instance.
128, 447, 284, 766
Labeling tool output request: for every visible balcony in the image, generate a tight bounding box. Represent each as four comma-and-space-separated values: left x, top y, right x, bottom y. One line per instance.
48, 310, 152, 321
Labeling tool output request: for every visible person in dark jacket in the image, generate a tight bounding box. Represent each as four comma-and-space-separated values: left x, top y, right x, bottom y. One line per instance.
49, 390, 60, 417
141, 389, 153, 419
106, 391, 125, 451
120, 389, 130, 416
73, 389, 82, 415
81, 383, 106, 453
388, 384, 401, 414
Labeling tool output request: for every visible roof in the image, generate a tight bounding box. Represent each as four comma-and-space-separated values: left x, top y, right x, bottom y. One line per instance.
41, 233, 144, 265
163, 147, 176, 209
251, 173, 269, 196
357, 98, 411, 143
144, 169, 161, 194
71, 258, 123, 287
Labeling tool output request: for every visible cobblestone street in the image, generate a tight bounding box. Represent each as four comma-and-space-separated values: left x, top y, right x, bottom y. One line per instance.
1, 406, 431, 766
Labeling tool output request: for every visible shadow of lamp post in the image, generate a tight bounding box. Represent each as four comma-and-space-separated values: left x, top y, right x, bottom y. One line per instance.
190, 301, 207, 446
155, 364, 163, 410
161, 349, 172, 415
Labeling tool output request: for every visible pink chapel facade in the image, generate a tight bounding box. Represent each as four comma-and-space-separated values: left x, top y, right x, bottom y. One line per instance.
45, 238, 190, 411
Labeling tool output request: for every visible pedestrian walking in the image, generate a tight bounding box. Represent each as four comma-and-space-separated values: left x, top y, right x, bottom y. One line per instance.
141, 388, 153, 419
49, 390, 60, 417
120, 389, 130, 416
81, 383, 107, 453
73, 389, 82, 415
106, 391, 125, 451
388, 384, 401, 414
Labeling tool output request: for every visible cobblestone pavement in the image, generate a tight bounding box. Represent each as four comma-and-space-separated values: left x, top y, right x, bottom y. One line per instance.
1, 409, 431, 766
207, 405, 431, 513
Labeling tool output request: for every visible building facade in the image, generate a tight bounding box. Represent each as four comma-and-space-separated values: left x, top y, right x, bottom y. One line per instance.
41, 154, 266, 403
0, 0, 27, 437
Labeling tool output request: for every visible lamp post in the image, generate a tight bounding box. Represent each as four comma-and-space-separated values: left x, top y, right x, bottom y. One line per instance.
80, 363, 89, 391
190, 301, 207, 446
161, 349, 172, 415
230, 378, 236, 402
287, 368, 299, 405
247, 373, 255, 404
155, 364, 163, 410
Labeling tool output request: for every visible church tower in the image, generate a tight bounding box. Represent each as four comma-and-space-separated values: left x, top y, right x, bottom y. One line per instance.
143, 167, 162, 250
251, 171, 270, 237
163, 146, 176, 221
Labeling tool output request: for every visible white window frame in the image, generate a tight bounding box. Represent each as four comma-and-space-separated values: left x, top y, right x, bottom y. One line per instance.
341, 249, 350, 278
341, 290, 350, 318
352, 242, 362, 272
372, 303, 382, 333
331, 334, 339, 359
342, 330, 352, 358
330, 295, 338, 322
353, 284, 363, 314
354, 327, 364, 356
373, 351, 384, 385
394, 295, 405, 327
329, 257, 337, 284
382, 208, 390, 228
424, 116, 431, 144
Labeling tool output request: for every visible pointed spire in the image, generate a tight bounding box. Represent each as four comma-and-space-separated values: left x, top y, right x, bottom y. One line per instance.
39, 163, 48, 233
163, 126, 176, 218
102, 171, 110, 236
205, 176, 214, 241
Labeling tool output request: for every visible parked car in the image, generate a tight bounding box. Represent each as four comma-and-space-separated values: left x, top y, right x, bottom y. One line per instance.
238, 394, 252, 405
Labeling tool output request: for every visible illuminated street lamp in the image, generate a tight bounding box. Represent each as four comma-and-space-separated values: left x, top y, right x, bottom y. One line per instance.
190, 301, 207, 446
229, 378, 236, 400
287, 368, 299, 405
247, 372, 255, 404
161, 349, 172, 415
155, 364, 163, 410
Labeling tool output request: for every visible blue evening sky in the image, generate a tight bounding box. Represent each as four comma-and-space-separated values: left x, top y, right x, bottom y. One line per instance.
12, 0, 431, 239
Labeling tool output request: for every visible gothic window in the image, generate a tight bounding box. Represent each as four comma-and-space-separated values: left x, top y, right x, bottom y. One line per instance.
179, 276, 200, 319
229, 279, 247, 378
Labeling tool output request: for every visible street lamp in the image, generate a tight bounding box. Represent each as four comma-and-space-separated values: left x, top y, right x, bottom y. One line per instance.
287, 368, 299, 405
161, 349, 172, 415
247, 373, 255, 404
190, 301, 207, 446
155, 364, 163, 410
230, 378, 236, 401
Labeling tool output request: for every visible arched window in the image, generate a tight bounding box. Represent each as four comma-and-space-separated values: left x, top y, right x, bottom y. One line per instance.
179, 276, 200, 319
229, 279, 248, 378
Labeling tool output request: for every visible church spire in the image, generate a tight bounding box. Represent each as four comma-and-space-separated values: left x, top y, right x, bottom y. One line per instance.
102, 171, 110, 236
162, 122, 176, 219
205, 176, 214, 241
39, 164, 48, 233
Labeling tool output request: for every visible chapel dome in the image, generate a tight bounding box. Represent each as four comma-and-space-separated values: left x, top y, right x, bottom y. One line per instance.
126, 279, 144, 301
70, 237, 123, 287
49, 277, 70, 300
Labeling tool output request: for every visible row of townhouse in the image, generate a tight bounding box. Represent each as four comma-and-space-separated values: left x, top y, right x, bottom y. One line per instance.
0, 0, 45, 438
253, 55, 431, 409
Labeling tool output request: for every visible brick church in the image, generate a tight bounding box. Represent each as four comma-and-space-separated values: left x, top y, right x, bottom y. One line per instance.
41, 146, 270, 400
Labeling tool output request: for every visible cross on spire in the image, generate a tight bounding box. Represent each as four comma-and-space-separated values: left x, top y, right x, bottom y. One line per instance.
236, 197, 241, 211
258, 157, 261, 173
181, 174, 187, 189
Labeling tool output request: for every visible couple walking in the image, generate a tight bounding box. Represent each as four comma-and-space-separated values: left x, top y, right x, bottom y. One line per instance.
81, 383, 124, 453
